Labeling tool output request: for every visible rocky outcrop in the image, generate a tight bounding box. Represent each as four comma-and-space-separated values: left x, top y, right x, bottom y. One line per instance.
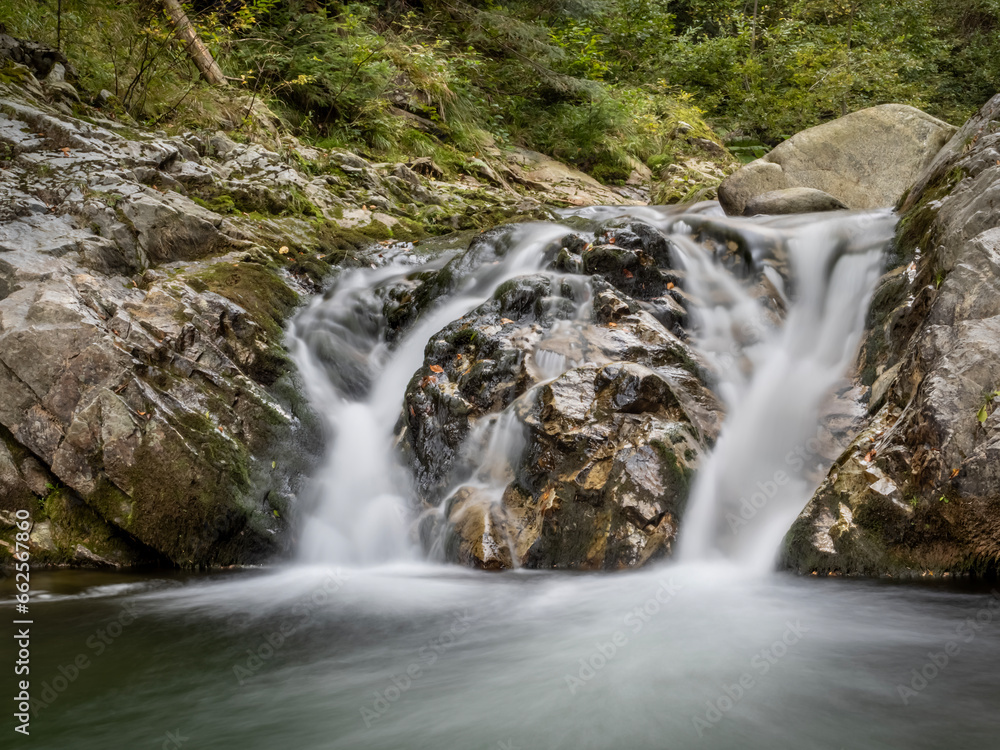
0, 95, 330, 567
397, 220, 724, 570
0, 45, 664, 568
783, 93, 1000, 577
718, 104, 956, 216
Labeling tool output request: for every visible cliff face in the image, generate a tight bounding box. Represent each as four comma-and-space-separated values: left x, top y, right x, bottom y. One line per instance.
785, 94, 1000, 576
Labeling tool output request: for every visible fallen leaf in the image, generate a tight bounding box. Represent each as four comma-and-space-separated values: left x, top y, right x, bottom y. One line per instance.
409, 405, 415, 417
951, 468, 960, 478
278, 246, 289, 254
667, 282, 675, 290
500, 317, 515, 324
429, 364, 444, 373
978, 404, 989, 423
607, 321, 618, 328
137, 411, 146, 416
609, 236, 616, 244
864, 448, 877, 462
60, 147, 70, 155
622, 269, 634, 279
272, 461, 276, 469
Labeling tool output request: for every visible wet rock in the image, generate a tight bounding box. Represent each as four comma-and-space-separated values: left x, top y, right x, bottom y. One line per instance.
396, 223, 723, 569
783, 94, 1000, 576
0, 92, 334, 568
719, 104, 956, 216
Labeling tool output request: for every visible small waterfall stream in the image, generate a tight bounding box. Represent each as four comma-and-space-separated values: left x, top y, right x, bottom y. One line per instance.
288, 203, 896, 569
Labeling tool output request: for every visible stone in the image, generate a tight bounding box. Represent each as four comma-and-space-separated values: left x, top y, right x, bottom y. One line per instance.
783, 93, 1000, 576
718, 104, 956, 216
395, 223, 723, 570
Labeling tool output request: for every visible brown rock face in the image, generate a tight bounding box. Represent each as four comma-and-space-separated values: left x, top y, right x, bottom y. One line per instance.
400, 221, 725, 570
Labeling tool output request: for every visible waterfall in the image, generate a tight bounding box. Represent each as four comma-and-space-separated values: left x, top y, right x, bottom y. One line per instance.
288, 204, 895, 569
672, 211, 895, 569
288, 223, 572, 564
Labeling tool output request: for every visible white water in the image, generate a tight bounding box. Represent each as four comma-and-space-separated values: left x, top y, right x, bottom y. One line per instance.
674, 211, 895, 568
289, 223, 573, 564
289, 203, 895, 570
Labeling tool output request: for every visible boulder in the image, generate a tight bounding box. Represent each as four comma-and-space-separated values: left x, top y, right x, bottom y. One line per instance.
718, 104, 956, 216
783, 93, 1000, 576
397, 221, 724, 570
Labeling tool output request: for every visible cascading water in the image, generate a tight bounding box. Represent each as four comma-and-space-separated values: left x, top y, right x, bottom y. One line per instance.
672, 211, 895, 568
288, 203, 895, 569
289, 223, 574, 564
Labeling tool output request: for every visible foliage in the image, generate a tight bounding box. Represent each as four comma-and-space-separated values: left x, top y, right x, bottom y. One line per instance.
659, 0, 1000, 141
2, 0, 997, 188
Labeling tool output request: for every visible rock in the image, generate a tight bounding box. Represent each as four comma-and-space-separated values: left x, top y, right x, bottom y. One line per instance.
718, 104, 956, 216
0, 92, 337, 568
0, 33, 71, 80
782, 93, 1000, 577
396, 222, 723, 570
743, 187, 848, 216
43, 62, 66, 84
504, 148, 642, 207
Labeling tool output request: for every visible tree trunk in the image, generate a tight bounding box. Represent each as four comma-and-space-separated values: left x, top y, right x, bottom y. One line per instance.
160, 0, 227, 86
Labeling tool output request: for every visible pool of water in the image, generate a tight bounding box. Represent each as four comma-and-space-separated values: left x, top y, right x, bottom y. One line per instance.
5, 564, 1000, 749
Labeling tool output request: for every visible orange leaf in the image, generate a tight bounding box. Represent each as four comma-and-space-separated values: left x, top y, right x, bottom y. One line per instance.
667, 282, 675, 290
500, 317, 514, 324
951, 468, 960, 479
864, 449, 877, 462
608, 236, 616, 244
429, 364, 444, 373
622, 269, 633, 279
607, 321, 618, 328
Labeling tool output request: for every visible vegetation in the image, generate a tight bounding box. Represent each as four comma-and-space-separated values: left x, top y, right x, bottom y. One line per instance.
1, 0, 998, 181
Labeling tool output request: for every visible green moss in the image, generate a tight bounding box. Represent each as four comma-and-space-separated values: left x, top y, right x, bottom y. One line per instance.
191, 193, 236, 214
194, 261, 299, 339
362, 218, 393, 240
894, 165, 964, 266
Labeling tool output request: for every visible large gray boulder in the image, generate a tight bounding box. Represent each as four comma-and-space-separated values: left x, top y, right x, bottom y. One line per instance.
719, 104, 956, 216
783, 93, 1000, 577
